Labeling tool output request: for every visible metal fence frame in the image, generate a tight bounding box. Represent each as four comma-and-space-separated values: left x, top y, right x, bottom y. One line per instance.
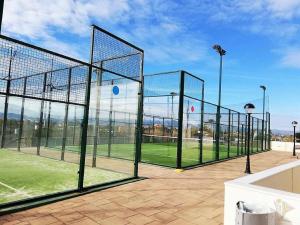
142, 71, 271, 169
0, 25, 144, 213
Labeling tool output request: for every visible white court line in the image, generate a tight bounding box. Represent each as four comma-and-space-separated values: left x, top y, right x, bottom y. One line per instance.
0, 181, 31, 197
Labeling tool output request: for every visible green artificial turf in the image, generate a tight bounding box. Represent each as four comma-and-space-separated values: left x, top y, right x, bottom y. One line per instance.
61, 142, 240, 167
0, 149, 130, 204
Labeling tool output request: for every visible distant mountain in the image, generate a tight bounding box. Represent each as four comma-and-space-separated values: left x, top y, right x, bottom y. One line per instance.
272, 129, 293, 135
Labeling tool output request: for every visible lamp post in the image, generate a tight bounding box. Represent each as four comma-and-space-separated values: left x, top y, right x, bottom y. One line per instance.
292, 121, 298, 156
212, 44, 226, 160
244, 103, 255, 174
260, 85, 266, 150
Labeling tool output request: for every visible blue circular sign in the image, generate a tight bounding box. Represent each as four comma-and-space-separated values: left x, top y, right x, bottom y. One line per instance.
112, 86, 119, 95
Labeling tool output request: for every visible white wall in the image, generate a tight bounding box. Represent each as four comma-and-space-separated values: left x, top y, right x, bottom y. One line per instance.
224, 160, 300, 225
271, 141, 300, 152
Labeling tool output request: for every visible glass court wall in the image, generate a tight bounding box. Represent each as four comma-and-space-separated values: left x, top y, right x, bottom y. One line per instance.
0, 25, 143, 209
142, 71, 271, 169
142, 71, 205, 168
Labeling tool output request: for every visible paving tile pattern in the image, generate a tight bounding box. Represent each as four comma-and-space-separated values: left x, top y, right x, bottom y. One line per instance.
0, 151, 296, 225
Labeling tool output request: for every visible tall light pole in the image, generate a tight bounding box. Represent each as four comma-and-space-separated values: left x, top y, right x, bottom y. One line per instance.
0, 0, 4, 33
244, 103, 255, 174
212, 44, 226, 160
292, 121, 298, 156
260, 85, 266, 150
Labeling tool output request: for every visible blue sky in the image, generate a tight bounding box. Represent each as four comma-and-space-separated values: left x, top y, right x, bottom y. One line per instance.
2, 0, 300, 130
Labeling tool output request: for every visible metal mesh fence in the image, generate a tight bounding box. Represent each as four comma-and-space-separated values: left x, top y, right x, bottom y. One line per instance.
91, 25, 143, 81
0, 36, 88, 105
0, 25, 144, 208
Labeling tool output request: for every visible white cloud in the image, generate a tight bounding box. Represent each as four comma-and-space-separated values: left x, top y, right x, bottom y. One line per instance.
279, 48, 300, 68
3, 0, 130, 38
200, 0, 300, 35
2, 0, 207, 64
266, 0, 300, 19
2, 0, 130, 57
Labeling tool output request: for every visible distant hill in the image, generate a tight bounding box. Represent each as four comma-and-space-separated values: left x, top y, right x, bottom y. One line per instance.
272, 129, 293, 135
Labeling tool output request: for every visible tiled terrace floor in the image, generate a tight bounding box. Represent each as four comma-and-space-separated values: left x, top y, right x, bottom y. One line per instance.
0, 151, 297, 225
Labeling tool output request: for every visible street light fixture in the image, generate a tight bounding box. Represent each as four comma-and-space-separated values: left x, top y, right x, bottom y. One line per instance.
244, 103, 255, 174
292, 121, 298, 156
260, 85, 266, 150
212, 44, 226, 160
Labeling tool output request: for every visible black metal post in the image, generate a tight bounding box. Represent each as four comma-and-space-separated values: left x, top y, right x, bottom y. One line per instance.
237, 113, 240, 156
44, 60, 54, 147
261, 88, 266, 150
37, 72, 48, 155
17, 77, 27, 151
0, 0, 4, 33
45, 72, 53, 147
78, 27, 94, 191
134, 53, 144, 176
72, 107, 76, 145
268, 113, 271, 150
152, 115, 155, 135
293, 125, 296, 156
171, 95, 174, 138
92, 67, 103, 167
245, 114, 251, 174
186, 100, 190, 138
256, 119, 263, 152
199, 82, 205, 164
215, 53, 224, 160
227, 110, 231, 158
215, 106, 220, 160
264, 119, 268, 150
61, 68, 72, 160
107, 79, 114, 157
45, 101, 51, 147
1, 47, 13, 148
241, 123, 244, 155
176, 71, 185, 169
162, 117, 165, 136
251, 116, 254, 153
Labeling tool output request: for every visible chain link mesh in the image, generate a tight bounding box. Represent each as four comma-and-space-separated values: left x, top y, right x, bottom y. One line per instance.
92, 26, 143, 81
0, 37, 88, 105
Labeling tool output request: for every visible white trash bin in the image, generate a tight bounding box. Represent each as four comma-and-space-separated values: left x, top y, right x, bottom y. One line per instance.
236, 201, 276, 225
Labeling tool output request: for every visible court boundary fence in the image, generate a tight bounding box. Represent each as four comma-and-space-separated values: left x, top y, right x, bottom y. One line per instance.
0, 25, 144, 212
142, 71, 271, 169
